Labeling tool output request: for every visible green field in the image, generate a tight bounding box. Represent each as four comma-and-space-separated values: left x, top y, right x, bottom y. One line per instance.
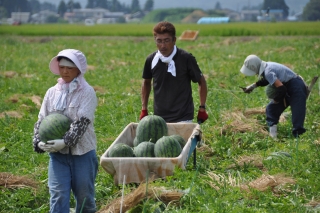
1, 22, 320, 36
0, 22, 320, 212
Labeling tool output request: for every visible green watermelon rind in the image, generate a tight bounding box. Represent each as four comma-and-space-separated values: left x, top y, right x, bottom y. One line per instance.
169, 134, 186, 149
133, 141, 155, 157
135, 115, 168, 145
133, 136, 139, 147
265, 85, 278, 99
39, 113, 71, 143
108, 143, 134, 157
154, 136, 182, 158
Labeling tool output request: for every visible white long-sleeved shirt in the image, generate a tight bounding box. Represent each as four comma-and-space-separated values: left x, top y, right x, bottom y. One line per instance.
38, 80, 97, 155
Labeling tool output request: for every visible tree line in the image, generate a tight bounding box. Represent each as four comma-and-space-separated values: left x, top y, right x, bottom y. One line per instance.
0, 0, 319, 21
0, 0, 154, 18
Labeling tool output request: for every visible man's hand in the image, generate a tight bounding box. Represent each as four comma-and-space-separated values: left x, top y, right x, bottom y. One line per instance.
197, 110, 208, 123
139, 109, 148, 120
243, 83, 257, 93
43, 139, 66, 152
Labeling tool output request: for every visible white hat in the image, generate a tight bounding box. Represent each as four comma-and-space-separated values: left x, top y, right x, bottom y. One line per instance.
240, 54, 266, 77
49, 49, 87, 75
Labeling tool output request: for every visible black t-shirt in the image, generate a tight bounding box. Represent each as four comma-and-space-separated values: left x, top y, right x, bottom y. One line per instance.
142, 47, 203, 122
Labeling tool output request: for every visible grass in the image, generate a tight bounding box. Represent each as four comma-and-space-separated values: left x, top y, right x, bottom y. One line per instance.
1, 22, 320, 36
0, 23, 320, 212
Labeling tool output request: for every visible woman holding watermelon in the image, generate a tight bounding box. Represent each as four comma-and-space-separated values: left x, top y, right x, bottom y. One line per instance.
240, 54, 308, 139
32, 49, 98, 213
139, 21, 208, 123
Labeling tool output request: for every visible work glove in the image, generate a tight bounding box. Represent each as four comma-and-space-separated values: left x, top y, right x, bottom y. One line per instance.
37, 142, 47, 151
139, 109, 148, 120
42, 139, 66, 152
243, 83, 257, 93
273, 85, 287, 103
197, 110, 208, 123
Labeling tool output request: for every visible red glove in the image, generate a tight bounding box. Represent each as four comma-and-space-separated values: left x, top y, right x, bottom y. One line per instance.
139, 109, 148, 120
197, 110, 208, 123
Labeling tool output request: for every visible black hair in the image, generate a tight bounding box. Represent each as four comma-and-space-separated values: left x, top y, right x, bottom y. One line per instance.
57, 56, 74, 63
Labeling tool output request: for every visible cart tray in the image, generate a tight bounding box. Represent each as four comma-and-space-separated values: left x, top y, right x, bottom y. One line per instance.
100, 122, 201, 184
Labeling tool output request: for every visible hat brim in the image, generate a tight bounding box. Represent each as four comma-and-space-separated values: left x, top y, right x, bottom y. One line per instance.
240, 64, 256, 76
49, 50, 83, 75
49, 56, 60, 75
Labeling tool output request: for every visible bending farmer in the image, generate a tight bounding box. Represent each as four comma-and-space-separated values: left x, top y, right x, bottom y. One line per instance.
240, 54, 308, 138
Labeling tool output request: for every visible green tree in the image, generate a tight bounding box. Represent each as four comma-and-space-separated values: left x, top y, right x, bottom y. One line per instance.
86, 0, 94, 8
214, 2, 222, 10
46, 14, 59, 23
262, 0, 289, 19
29, 0, 41, 13
73, 2, 81, 9
144, 0, 153, 11
97, 0, 108, 9
66, 0, 80, 12
0, 0, 31, 17
131, 0, 141, 13
303, 0, 320, 21
41, 2, 56, 12
67, 0, 74, 12
57, 0, 67, 17
86, 0, 108, 9
0, 7, 7, 18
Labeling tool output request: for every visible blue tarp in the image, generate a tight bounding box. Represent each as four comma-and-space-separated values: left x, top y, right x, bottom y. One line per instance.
197, 17, 230, 24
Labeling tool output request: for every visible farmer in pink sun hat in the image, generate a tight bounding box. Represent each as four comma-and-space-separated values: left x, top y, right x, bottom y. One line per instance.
240, 54, 308, 139
32, 49, 98, 213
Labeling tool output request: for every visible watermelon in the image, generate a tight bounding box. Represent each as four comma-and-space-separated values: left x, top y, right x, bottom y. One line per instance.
265, 85, 278, 99
169, 135, 186, 149
154, 136, 182, 158
135, 115, 168, 145
133, 142, 155, 157
108, 143, 134, 157
39, 113, 71, 143
133, 136, 139, 147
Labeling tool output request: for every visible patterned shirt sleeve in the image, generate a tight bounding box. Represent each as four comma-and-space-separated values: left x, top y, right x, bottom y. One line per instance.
33, 120, 45, 153
63, 116, 91, 147
32, 90, 51, 153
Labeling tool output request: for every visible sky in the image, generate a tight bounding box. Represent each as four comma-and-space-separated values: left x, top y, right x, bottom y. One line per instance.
40, 0, 308, 14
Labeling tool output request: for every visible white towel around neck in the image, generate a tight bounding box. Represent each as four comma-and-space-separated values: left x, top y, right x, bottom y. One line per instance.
53, 77, 79, 111
151, 45, 177, 77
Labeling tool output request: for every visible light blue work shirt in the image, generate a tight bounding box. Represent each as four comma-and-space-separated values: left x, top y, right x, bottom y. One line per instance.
264, 62, 297, 85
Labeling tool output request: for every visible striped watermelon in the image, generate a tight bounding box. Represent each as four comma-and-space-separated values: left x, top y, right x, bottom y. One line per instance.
265, 85, 278, 99
135, 115, 168, 145
133, 142, 155, 157
108, 143, 133, 157
39, 113, 71, 143
133, 136, 139, 147
169, 135, 186, 149
154, 136, 182, 158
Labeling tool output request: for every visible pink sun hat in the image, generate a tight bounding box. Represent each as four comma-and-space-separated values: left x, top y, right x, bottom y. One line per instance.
49, 49, 87, 75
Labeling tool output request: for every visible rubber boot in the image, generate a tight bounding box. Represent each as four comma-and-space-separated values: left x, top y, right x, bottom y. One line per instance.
269, 125, 277, 138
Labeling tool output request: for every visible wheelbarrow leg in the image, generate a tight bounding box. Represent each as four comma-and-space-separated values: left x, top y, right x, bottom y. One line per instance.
193, 148, 196, 168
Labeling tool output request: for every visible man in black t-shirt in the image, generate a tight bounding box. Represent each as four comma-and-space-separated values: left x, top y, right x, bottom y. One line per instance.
139, 21, 208, 123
